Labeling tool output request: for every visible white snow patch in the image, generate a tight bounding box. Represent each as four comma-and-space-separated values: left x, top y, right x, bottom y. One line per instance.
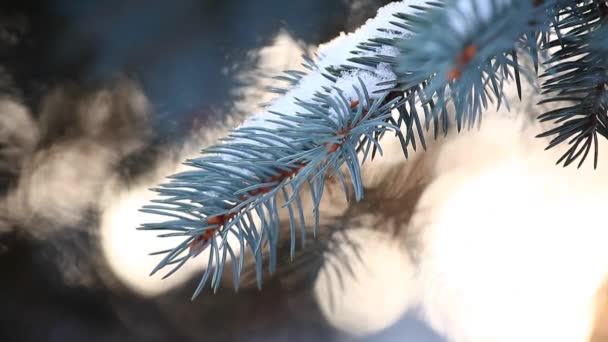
233, 0, 427, 149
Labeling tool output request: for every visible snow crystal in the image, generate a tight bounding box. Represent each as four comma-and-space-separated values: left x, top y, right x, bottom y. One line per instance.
333, 63, 397, 106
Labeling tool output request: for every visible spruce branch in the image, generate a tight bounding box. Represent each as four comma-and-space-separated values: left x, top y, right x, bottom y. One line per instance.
537, 0, 608, 168
385, 0, 608, 167
142, 87, 401, 299
139, 0, 608, 299
388, 0, 559, 136
138, 1, 421, 299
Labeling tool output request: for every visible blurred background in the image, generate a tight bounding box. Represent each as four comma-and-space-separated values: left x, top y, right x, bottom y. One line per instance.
0, 1, 443, 341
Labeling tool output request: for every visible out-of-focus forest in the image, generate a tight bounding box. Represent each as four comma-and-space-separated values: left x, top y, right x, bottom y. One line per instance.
0, 1, 442, 341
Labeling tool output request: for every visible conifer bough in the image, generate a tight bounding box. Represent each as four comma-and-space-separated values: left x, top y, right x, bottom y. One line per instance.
139, 0, 608, 299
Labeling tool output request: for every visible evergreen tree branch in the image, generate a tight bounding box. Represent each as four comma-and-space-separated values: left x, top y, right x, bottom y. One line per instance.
537, 0, 608, 168
139, 1, 422, 299
139, 0, 608, 299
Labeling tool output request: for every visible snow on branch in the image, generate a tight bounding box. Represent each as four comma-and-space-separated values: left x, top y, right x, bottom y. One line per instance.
139, 0, 425, 299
